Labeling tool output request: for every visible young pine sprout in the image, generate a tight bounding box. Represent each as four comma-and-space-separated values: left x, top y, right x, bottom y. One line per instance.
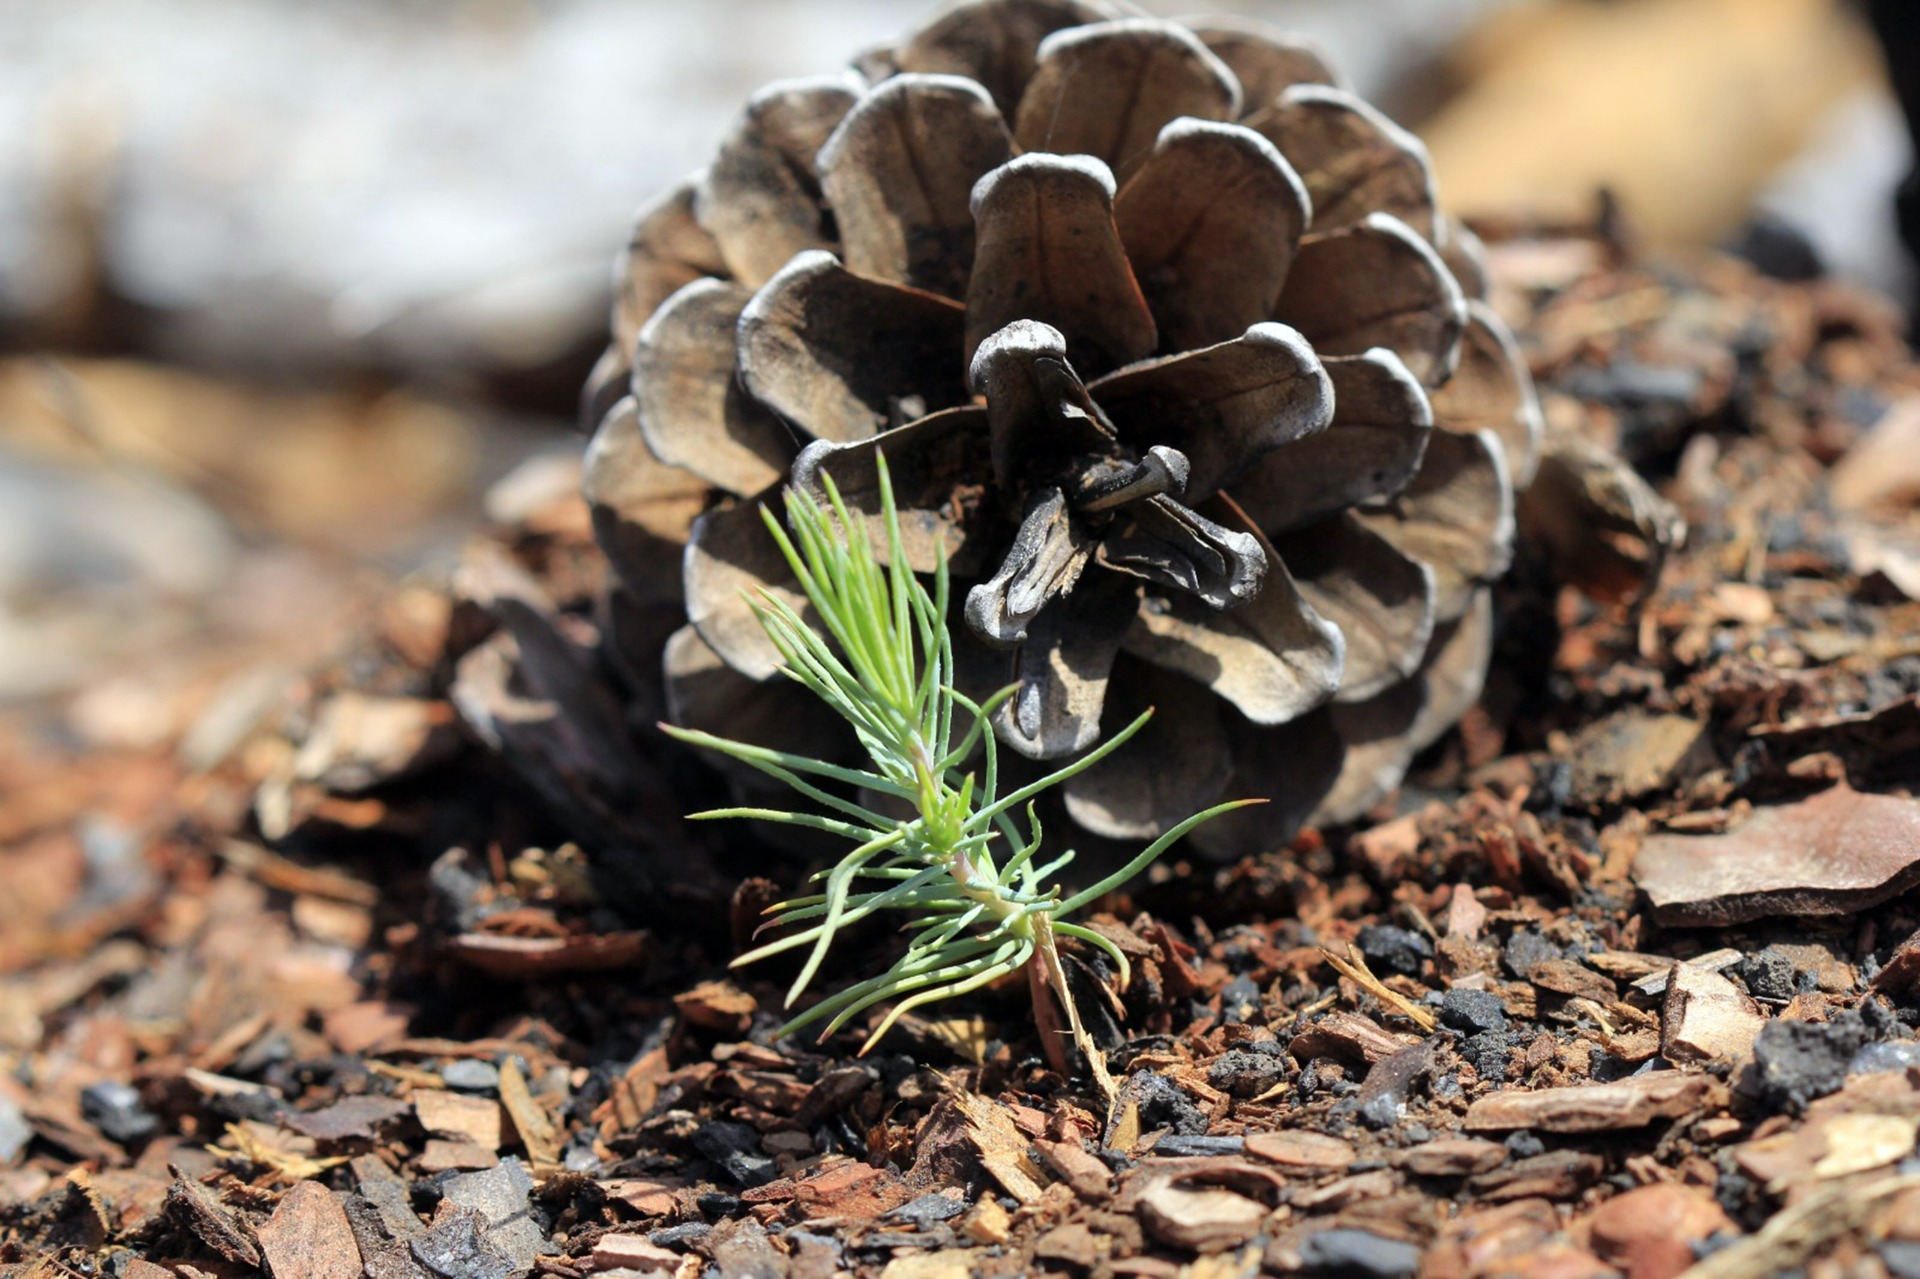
662, 455, 1253, 1072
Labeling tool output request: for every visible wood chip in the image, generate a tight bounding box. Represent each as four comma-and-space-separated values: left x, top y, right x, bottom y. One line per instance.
497, 1057, 559, 1165
1136, 1179, 1268, 1253
592, 1233, 681, 1272
1395, 1137, 1507, 1177
1464, 1072, 1726, 1133
414, 1091, 503, 1152
1635, 787, 1920, 926
256, 1181, 361, 1279
1243, 1130, 1356, 1173
1661, 962, 1767, 1064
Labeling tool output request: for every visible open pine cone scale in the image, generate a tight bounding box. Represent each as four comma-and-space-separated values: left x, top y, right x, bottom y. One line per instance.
584, 0, 1541, 854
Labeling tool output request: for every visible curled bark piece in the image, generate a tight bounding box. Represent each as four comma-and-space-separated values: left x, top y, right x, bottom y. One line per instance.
739, 251, 969, 444
818, 75, 1015, 298
1090, 320, 1331, 501
1247, 85, 1438, 240
1520, 435, 1684, 604
633, 279, 795, 497
1113, 120, 1311, 352
1276, 212, 1465, 388
1012, 19, 1241, 186
966, 154, 1157, 375
698, 76, 861, 287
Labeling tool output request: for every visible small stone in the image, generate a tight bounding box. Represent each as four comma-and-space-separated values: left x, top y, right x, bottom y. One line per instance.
1441, 989, 1507, 1036
1218, 975, 1262, 1023
886, 1192, 968, 1229
1358, 925, 1433, 979
441, 1159, 544, 1275
412, 1204, 511, 1279
1855, 1041, 1920, 1076
692, 1120, 777, 1188
1118, 1072, 1209, 1137
1297, 1228, 1421, 1279
1136, 1179, 1267, 1253
1208, 1049, 1288, 1098
649, 1223, 712, 1247
1735, 948, 1798, 1002
1503, 930, 1561, 979
1587, 1183, 1733, 1279
1752, 1012, 1874, 1113
80, 1081, 158, 1145
1661, 963, 1767, 1064
441, 1060, 500, 1092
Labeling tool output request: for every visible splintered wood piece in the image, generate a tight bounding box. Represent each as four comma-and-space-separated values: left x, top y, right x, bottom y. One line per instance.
1464, 1072, 1725, 1133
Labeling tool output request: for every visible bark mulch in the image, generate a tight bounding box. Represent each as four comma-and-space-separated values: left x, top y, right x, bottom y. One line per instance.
6, 217, 1920, 1279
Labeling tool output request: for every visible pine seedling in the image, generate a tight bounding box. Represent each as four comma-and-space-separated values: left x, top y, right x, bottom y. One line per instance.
662, 455, 1253, 1075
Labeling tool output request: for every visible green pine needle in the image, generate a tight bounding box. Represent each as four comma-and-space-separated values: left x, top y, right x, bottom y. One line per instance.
662, 454, 1254, 1058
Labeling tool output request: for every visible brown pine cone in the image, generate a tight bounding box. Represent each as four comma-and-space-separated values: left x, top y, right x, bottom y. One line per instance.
583, 0, 1541, 854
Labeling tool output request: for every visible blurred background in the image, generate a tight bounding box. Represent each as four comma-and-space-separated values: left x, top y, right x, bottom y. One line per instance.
0, 0, 1914, 747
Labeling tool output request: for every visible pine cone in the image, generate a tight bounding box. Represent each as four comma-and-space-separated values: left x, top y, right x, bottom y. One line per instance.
584, 0, 1540, 854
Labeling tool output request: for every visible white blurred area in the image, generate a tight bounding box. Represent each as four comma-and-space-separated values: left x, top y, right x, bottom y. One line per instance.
0, 0, 1515, 383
